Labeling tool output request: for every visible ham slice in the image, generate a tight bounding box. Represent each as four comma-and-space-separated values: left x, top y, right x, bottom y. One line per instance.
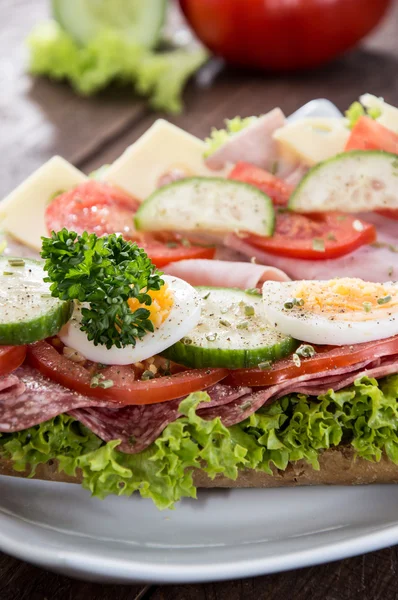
163, 259, 290, 288
284, 164, 309, 187
70, 383, 251, 454
225, 234, 398, 282
205, 109, 298, 177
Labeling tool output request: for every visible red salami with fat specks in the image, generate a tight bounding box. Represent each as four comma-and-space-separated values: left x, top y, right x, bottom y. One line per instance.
0, 366, 111, 432
198, 357, 398, 427
70, 383, 251, 454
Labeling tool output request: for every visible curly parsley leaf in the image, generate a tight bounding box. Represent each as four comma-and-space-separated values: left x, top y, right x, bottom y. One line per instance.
41, 229, 164, 349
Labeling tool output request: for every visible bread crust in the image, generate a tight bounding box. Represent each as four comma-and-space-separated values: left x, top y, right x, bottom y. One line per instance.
1, 446, 398, 488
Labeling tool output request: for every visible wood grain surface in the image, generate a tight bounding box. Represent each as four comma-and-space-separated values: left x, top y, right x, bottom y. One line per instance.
1, 0, 398, 598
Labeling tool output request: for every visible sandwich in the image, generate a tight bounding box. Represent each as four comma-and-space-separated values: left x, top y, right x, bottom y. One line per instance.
1, 93, 398, 509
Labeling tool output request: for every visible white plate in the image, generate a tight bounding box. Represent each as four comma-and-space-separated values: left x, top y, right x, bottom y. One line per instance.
1, 476, 398, 583
4, 98, 395, 584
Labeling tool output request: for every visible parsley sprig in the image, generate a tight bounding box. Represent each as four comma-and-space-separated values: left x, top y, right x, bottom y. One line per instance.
41, 229, 164, 349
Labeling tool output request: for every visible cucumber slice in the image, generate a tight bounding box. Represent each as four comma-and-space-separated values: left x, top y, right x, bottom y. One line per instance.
52, 0, 166, 48
134, 178, 275, 237
289, 150, 398, 213
162, 287, 297, 369
0, 258, 73, 345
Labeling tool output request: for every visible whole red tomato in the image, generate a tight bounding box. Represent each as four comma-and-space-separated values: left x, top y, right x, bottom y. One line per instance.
179, 0, 392, 70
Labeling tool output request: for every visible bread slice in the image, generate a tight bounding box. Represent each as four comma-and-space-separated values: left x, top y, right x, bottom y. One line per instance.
1, 446, 398, 488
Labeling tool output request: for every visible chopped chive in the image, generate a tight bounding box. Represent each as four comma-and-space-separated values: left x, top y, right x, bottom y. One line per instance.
292, 353, 301, 367
312, 238, 325, 252
244, 305, 255, 317
377, 295, 392, 305
3, 271, 13, 276
363, 301, 372, 312
219, 319, 231, 327
166, 242, 178, 248
40, 293, 52, 299
284, 301, 295, 310
258, 360, 272, 370
295, 344, 316, 358
8, 258, 25, 267
237, 321, 249, 329
202, 292, 211, 300
284, 297, 304, 309
327, 233, 337, 241
240, 400, 252, 411
245, 288, 261, 296
206, 333, 217, 342
271, 160, 279, 175
141, 370, 155, 380
98, 379, 114, 389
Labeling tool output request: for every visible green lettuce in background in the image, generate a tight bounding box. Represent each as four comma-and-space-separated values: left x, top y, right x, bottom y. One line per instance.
27, 21, 208, 114
2, 375, 398, 510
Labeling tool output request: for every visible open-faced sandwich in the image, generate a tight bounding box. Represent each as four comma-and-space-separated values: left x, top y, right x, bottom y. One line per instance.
1, 94, 398, 509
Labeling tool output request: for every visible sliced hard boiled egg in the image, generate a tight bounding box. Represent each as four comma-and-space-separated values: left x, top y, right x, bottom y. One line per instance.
59, 275, 201, 365
262, 278, 398, 346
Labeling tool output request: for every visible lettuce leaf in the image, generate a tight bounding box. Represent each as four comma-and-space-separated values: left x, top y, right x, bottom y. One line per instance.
204, 116, 258, 158
345, 101, 382, 129
27, 21, 208, 114
2, 375, 398, 509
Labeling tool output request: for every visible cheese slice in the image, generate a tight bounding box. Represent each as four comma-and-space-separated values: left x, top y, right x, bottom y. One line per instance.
273, 117, 350, 166
0, 156, 87, 251
103, 119, 230, 201
360, 94, 398, 134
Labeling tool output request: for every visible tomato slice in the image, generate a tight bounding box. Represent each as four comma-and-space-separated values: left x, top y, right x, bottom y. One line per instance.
228, 162, 293, 206
0, 346, 27, 376
345, 116, 398, 153
244, 212, 376, 260
376, 209, 398, 221
46, 181, 141, 238
45, 181, 215, 267
138, 236, 216, 268
28, 341, 228, 405
227, 336, 398, 387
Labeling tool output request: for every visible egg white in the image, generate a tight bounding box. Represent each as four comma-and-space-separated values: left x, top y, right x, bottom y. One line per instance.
262, 280, 398, 346
59, 275, 201, 364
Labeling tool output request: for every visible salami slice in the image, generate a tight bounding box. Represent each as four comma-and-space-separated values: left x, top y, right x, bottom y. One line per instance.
198, 358, 396, 427
0, 366, 110, 432
70, 383, 251, 454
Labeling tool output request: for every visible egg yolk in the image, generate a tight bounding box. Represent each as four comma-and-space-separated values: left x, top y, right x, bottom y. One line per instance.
128, 284, 174, 329
294, 278, 398, 319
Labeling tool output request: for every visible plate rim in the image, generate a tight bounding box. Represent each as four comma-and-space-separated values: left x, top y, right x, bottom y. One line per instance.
1, 484, 398, 583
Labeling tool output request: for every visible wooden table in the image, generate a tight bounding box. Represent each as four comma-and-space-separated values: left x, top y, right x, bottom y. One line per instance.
1, 1, 398, 598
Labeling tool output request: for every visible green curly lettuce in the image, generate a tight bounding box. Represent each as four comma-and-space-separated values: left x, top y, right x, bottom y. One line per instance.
2, 375, 398, 509
27, 21, 208, 114
204, 116, 259, 158
345, 100, 382, 129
